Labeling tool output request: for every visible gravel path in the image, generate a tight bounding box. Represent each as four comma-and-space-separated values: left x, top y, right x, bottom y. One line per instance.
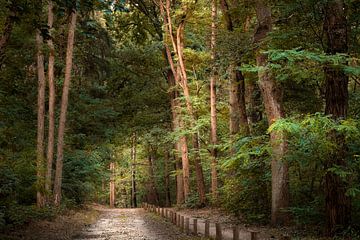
73, 208, 199, 240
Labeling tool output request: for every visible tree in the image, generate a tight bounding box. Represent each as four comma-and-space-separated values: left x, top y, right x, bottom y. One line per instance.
323, 0, 350, 235
219, 0, 250, 137
109, 162, 116, 207
210, 0, 218, 202
45, 0, 56, 199
160, 0, 206, 205
254, 0, 289, 225
53, 9, 77, 206
35, 28, 46, 208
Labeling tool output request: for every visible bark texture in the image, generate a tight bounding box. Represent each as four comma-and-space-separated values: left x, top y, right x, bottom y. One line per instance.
166, 68, 186, 204
254, 0, 289, 225
210, 0, 218, 202
53, 10, 77, 206
45, 0, 56, 196
323, 0, 351, 235
36, 29, 46, 208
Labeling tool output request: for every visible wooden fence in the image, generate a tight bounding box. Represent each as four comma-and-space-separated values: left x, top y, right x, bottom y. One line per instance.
142, 203, 290, 240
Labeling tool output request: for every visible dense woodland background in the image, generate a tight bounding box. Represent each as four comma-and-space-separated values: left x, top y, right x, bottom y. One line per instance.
1, 0, 360, 238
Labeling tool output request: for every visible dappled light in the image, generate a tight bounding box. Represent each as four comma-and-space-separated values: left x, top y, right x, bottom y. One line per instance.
1, 0, 360, 239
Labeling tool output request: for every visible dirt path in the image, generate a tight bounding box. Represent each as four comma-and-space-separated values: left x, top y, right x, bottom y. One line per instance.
73, 207, 200, 240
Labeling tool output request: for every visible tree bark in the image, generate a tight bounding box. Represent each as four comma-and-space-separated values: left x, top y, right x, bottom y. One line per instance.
254, 0, 289, 225
36, 29, 46, 208
109, 162, 115, 208
160, 1, 197, 204
131, 132, 137, 208
45, 0, 56, 197
176, 19, 206, 206
166, 66, 187, 203
210, 0, 218, 202
53, 10, 77, 206
323, 0, 351, 236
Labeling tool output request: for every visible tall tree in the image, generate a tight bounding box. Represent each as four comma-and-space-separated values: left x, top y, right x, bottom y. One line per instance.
220, 0, 250, 137
323, 0, 350, 235
109, 162, 115, 207
53, 9, 77, 206
36, 29, 46, 208
161, 0, 207, 205
254, 0, 289, 225
210, 0, 218, 202
166, 62, 187, 204
45, 0, 56, 198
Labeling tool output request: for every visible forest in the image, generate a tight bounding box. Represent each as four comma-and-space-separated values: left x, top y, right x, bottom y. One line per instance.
1, 0, 360, 239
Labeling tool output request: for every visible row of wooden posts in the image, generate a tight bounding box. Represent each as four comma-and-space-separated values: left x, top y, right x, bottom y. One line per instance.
142, 203, 260, 240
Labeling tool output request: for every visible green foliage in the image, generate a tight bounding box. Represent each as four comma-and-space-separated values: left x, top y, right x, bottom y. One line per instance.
220, 135, 271, 223
270, 114, 360, 224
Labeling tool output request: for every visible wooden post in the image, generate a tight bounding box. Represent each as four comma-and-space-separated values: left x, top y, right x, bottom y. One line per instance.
250, 231, 258, 240
166, 209, 168, 218
233, 226, 239, 240
216, 223, 222, 240
170, 211, 173, 222
193, 218, 197, 235
177, 214, 180, 226
205, 220, 210, 237
174, 212, 177, 224
185, 218, 190, 234
161, 208, 164, 217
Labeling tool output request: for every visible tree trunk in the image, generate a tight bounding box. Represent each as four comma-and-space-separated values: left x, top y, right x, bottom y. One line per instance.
254, 0, 289, 225
236, 70, 250, 135
109, 162, 115, 208
177, 21, 206, 206
161, 0, 206, 205
210, 0, 218, 202
36, 29, 46, 208
323, 0, 351, 236
45, 0, 56, 197
220, 0, 250, 137
166, 68, 186, 203
131, 132, 137, 208
147, 146, 160, 205
164, 150, 172, 207
175, 154, 184, 205
228, 63, 241, 136
53, 10, 77, 206
246, 79, 262, 126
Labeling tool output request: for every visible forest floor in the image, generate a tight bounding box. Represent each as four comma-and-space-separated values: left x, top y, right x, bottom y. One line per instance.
0, 205, 100, 240
0, 205, 204, 240
0, 204, 325, 240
